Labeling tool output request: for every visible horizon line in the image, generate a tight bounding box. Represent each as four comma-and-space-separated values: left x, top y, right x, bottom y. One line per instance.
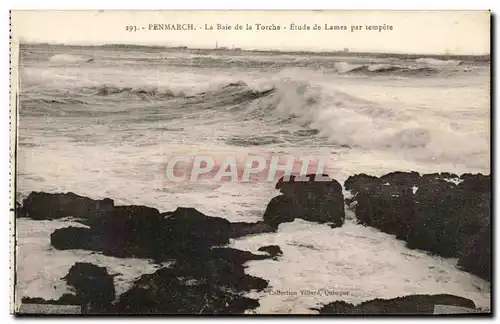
19, 42, 491, 59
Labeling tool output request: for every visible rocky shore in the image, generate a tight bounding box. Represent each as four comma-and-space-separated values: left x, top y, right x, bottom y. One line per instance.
16, 171, 490, 314
313, 294, 477, 314
344, 172, 490, 281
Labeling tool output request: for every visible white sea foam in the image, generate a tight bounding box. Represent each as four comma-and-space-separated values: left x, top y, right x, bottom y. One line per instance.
230, 217, 491, 314
15, 219, 166, 307
416, 58, 462, 66
49, 54, 91, 63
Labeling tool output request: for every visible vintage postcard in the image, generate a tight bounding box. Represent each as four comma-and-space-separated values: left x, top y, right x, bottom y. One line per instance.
10, 10, 491, 315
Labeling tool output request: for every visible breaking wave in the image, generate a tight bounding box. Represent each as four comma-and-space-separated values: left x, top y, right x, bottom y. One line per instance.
21, 82, 276, 107
334, 62, 439, 75
415, 58, 462, 66
224, 135, 285, 146
221, 77, 488, 159
20, 74, 488, 161
81, 86, 180, 98
49, 54, 94, 63
20, 86, 184, 106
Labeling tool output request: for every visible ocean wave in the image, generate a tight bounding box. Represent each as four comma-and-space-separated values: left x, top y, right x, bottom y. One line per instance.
334, 62, 439, 75
18, 74, 489, 161
22, 76, 475, 153
193, 81, 276, 107
81, 85, 180, 99
228, 75, 488, 158
21, 82, 276, 108
49, 54, 94, 63
20, 95, 88, 105
20, 86, 184, 107
415, 58, 462, 66
225, 135, 285, 146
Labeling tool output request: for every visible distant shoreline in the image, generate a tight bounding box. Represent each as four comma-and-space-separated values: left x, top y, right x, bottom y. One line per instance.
20, 42, 491, 62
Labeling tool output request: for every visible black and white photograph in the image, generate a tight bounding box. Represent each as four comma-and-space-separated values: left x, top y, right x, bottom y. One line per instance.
10, 10, 491, 315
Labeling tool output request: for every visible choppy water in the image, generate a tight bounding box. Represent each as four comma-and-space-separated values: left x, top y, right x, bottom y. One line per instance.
15, 44, 491, 312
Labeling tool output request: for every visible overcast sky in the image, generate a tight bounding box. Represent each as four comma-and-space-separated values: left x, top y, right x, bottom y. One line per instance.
11, 10, 490, 55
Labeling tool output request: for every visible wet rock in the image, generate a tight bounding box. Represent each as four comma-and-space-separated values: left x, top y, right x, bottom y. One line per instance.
405, 180, 467, 257
48, 203, 276, 262
379, 171, 421, 186
314, 294, 476, 314
258, 245, 283, 257
165, 249, 270, 292
50, 206, 234, 260
33, 248, 271, 314
50, 226, 97, 251
19, 191, 274, 260
440, 172, 459, 179
22, 263, 116, 314
211, 247, 271, 264
458, 220, 491, 281
116, 267, 260, 314
20, 192, 278, 314
355, 183, 416, 239
344, 173, 381, 195
15, 201, 25, 218
161, 207, 231, 252
115, 249, 270, 314
62, 262, 116, 314
264, 174, 345, 228
21, 192, 114, 221
229, 221, 276, 238
346, 172, 491, 279
21, 294, 80, 306
459, 173, 490, 193
92, 205, 164, 258
262, 195, 295, 227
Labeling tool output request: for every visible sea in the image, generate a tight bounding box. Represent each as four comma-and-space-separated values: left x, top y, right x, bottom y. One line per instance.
15, 44, 491, 313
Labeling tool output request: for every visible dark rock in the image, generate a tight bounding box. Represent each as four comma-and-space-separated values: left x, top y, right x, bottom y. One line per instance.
347, 172, 491, 279
22, 263, 116, 314
211, 247, 271, 264
258, 245, 283, 257
440, 172, 459, 179
116, 267, 260, 314
458, 220, 491, 281
379, 171, 421, 186
344, 174, 381, 195
19, 190, 274, 261
169, 250, 269, 292
115, 248, 269, 314
263, 195, 295, 227
22, 294, 80, 306
405, 181, 466, 257
409, 176, 490, 259
459, 173, 490, 193
91, 205, 163, 258
314, 294, 476, 314
355, 183, 416, 239
62, 262, 116, 313
161, 207, 231, 251
20, 191, 278, 314
50, 226, 97, 251
16, 201, 26, 218
264, 174, 345, 228
229, 221, 276, 238
21, 192, 114, 221
31, 248, 270, 314
49, 206, 251, 261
